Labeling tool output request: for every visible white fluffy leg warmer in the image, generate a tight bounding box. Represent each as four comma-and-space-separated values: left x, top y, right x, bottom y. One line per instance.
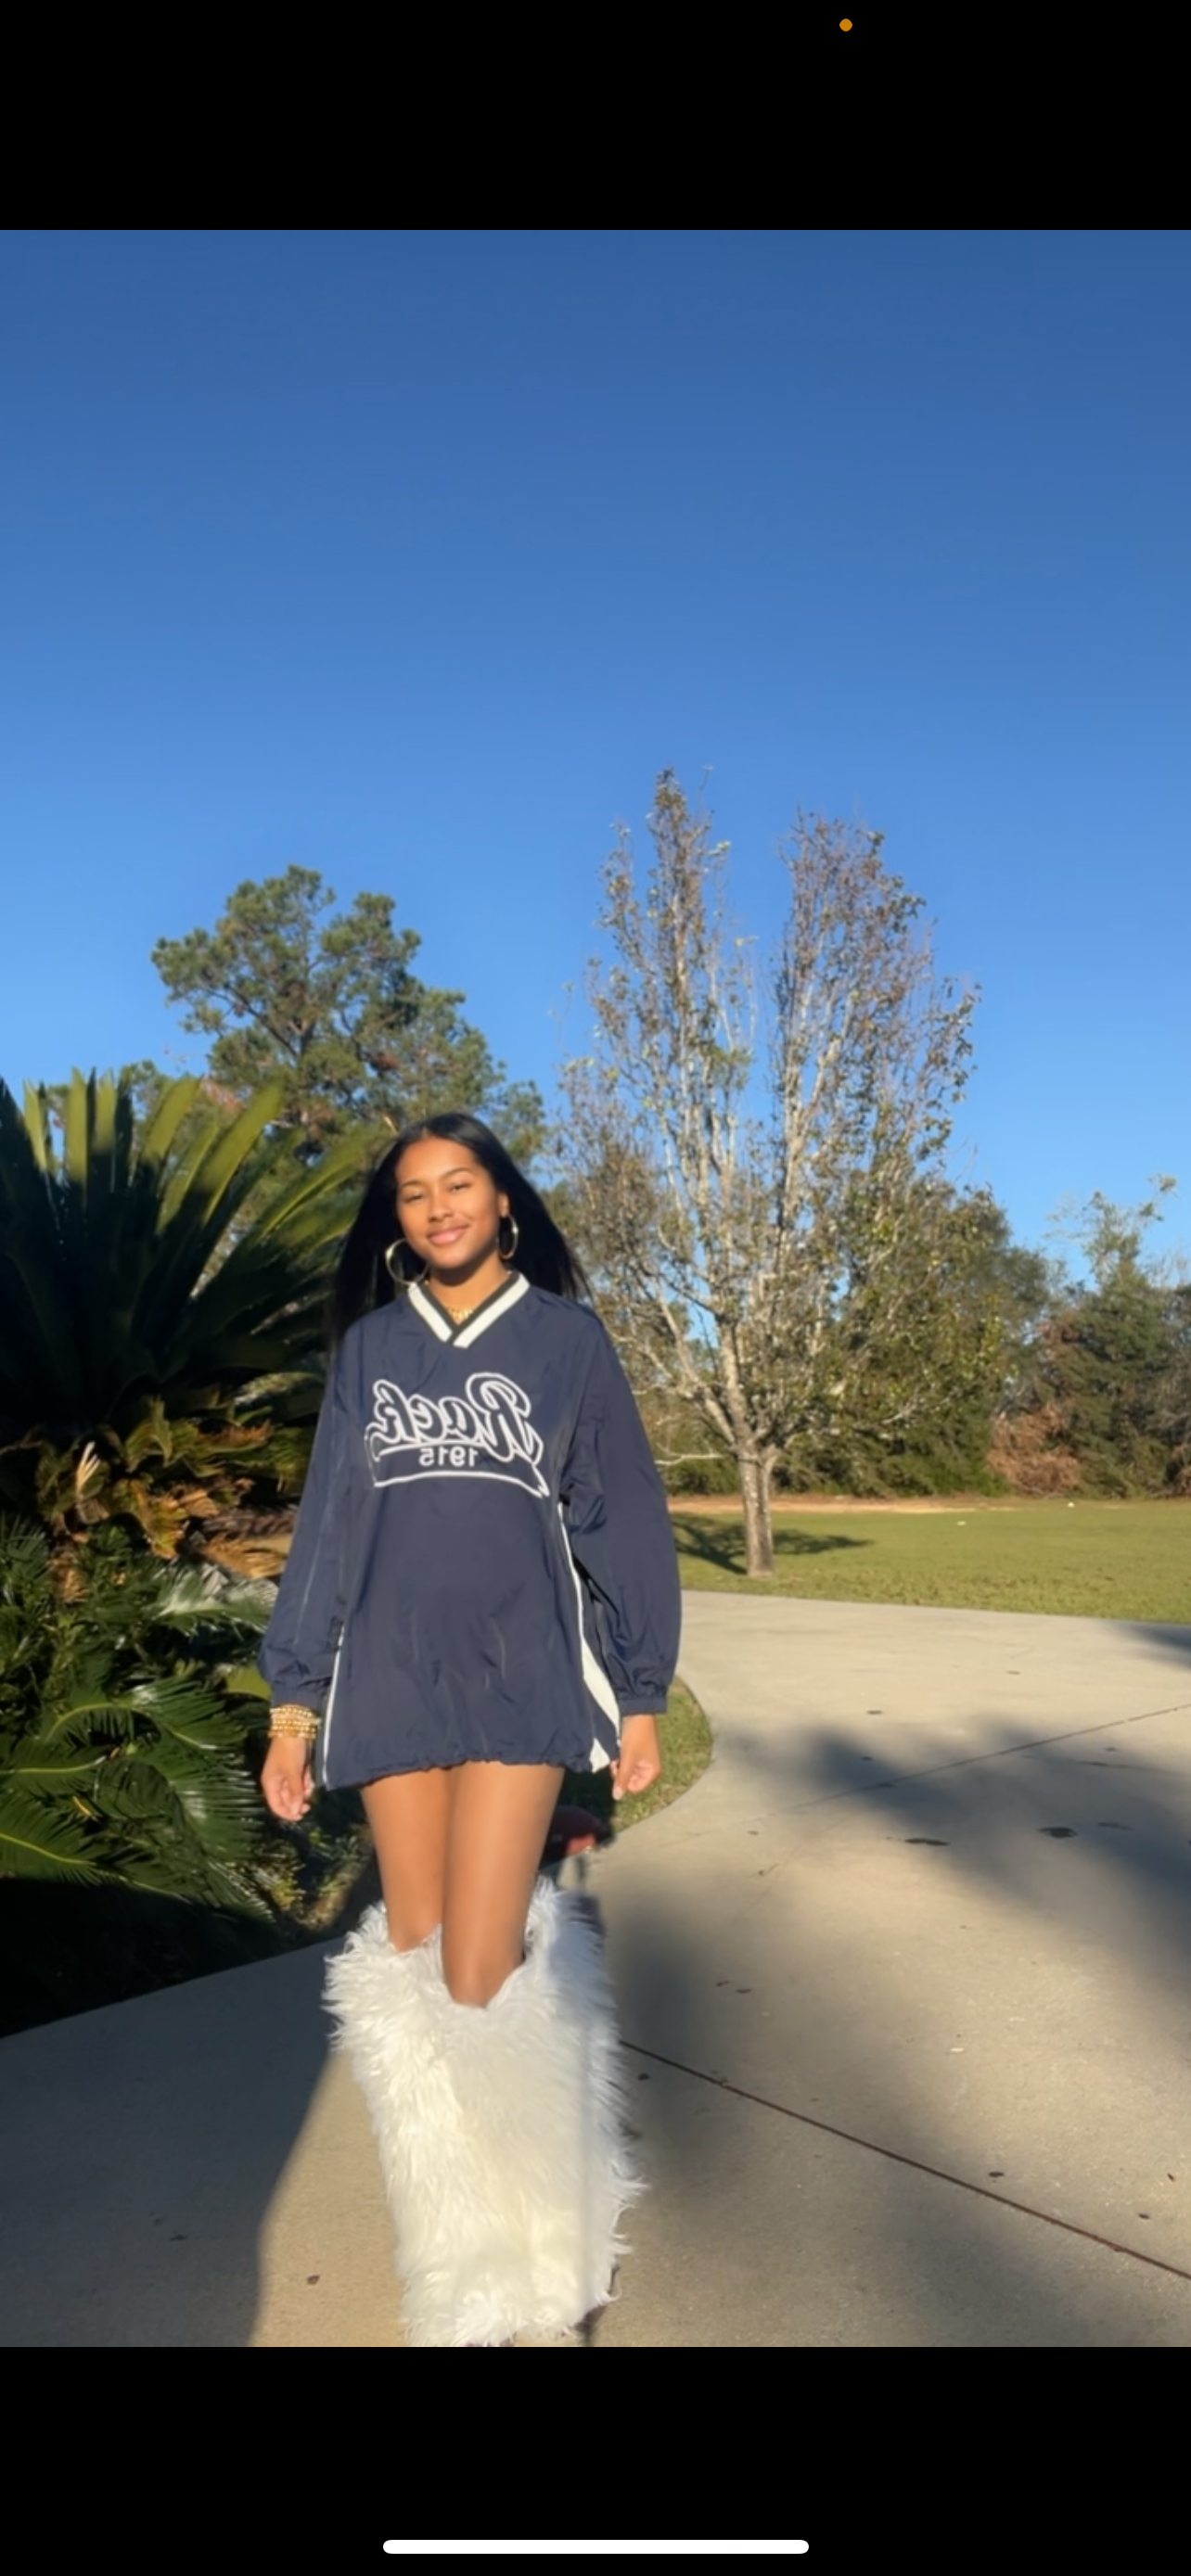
323, 1875, 646, 2346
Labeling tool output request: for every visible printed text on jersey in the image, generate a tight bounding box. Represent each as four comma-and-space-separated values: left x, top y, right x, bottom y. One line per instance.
365, 1372, 550, 1497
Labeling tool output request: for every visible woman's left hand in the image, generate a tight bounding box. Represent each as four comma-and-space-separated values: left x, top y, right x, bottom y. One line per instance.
611, 1712, 663, 1802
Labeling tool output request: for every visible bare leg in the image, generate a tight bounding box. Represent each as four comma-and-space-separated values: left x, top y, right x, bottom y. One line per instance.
327, 1755, 641, 2344
361, 1767, 453, 1951
442, 1761, 565, 2006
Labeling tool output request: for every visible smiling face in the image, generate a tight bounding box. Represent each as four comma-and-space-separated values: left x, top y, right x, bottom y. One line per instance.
394, 1136, 510, 1286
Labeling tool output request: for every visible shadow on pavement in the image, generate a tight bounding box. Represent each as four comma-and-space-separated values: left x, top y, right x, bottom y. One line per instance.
0, 1858, 381, 2348
1124, 1622, 1191, 1666
619, 1702, 1191, 2344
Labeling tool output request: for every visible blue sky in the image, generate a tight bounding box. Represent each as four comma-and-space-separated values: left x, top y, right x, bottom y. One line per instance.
2, 231, 1187, 1265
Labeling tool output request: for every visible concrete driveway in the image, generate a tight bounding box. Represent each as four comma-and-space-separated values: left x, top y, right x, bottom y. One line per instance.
3, 1595, 1190, 2346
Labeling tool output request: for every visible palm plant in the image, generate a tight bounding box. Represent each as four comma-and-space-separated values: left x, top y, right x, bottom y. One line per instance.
0, 1518, 271, 1901
0, 1069, 360, 1558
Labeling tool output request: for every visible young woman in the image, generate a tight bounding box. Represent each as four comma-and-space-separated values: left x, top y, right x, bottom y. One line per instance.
259, 1111, 681, 2347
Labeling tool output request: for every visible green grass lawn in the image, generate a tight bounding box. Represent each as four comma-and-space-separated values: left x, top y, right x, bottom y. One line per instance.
671, 1500, 1191, 1624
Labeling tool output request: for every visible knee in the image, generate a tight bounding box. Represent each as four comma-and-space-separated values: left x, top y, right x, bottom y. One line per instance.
442, 1964, 493, 2009
442, 1945, 524, 2009
386, 1912, 441, 1955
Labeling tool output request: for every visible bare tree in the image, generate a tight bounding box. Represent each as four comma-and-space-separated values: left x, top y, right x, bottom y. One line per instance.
559, 772, 987, 1575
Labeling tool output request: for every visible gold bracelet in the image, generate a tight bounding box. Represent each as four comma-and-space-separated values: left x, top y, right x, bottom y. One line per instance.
268, 1704, 320, 1740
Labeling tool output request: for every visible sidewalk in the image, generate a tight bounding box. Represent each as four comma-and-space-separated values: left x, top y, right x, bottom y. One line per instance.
3, 1595, 1190, 2345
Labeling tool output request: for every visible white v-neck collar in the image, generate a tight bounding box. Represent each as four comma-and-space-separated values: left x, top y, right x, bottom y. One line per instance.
408, 1269, 530, 1347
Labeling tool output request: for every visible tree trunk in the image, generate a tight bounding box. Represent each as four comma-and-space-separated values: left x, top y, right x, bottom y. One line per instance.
738, 1451, 775, 1576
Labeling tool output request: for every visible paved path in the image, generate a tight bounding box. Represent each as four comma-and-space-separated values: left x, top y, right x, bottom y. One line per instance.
3, 1597, 1190, 2345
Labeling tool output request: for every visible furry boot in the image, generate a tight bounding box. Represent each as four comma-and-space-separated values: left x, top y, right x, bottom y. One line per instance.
324, 1874, 646, 2346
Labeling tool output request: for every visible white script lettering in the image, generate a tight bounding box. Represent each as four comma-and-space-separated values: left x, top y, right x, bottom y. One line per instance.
366, 1371, 549, 1498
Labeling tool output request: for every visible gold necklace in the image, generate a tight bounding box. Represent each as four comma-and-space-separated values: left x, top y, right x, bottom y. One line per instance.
437, 1288, 492, 1321
431, 1271, 507, 1322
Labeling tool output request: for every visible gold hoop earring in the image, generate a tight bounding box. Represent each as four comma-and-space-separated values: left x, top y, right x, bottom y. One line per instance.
385, 1237, 429, 1287
497, 1212, 520, 1265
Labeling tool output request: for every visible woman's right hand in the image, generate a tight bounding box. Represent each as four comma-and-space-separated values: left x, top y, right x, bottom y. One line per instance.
262, 1736, 315, 1822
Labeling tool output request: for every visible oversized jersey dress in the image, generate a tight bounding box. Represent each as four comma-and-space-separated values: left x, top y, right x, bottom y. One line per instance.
259, 1270, 682, 1791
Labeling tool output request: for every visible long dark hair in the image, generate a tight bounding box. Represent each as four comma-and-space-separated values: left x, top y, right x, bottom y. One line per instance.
329, 1111, 591, 1345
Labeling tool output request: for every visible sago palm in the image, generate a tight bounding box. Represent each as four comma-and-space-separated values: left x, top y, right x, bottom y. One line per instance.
0, 1068, 359, 1557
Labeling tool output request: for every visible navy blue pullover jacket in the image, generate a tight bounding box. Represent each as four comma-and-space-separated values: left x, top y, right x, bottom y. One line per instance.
259, 1270, 682, 1789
